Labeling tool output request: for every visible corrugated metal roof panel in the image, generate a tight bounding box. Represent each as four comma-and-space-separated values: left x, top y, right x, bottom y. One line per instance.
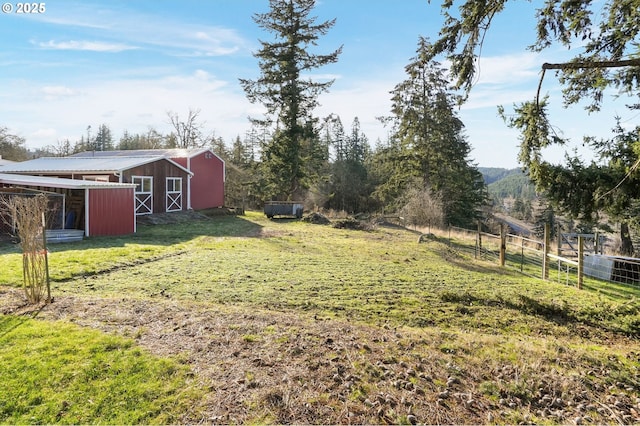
72, 148, 207, 158
0, 156, 169, 173
0, 172, 136, 189
0, 156, 193, 176
71, 148, 224, 164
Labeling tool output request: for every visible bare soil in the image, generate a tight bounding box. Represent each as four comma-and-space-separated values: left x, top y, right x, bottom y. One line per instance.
2, 286, 640, 425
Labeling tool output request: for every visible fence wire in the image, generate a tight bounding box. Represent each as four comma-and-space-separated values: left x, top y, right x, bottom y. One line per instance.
429, 225, 640, 290
504, 234, 546, 279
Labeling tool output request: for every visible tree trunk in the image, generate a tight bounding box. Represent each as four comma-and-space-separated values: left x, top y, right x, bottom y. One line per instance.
620, 222, 635, 256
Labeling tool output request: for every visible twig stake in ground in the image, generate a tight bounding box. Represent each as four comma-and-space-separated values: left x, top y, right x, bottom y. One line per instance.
1, 193, 51, 304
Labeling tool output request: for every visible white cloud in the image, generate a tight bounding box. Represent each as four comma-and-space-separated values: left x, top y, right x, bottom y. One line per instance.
29, 5, 249, 57
30, 128, 58, 139
41, 85, 81, 100
187, 30, 242, 56
2, 70, 255, 149
37, 39, 138, 52
473, 52, 541, 86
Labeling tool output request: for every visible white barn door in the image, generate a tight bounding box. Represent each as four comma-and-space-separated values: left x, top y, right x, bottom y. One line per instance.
166, 177, 182, 212
133, 176, 153, 215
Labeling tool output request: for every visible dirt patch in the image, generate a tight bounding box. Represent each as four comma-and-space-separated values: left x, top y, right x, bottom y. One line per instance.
2, 287, 639, 424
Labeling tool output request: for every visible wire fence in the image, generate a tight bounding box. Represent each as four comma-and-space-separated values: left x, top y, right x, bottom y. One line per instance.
426, 224, 640, 290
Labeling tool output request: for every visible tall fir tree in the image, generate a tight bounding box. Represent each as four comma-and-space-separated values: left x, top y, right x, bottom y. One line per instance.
239, 0, 342, 200
386, 37, 485, 226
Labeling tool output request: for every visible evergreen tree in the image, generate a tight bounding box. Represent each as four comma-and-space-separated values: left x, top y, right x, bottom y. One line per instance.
117, 128, 167, 150
325, 116, 370, 212
94, 124, 114, 151
385, 37, 486, 226
512, 197, 526, 220
533, 199, 556, 240
72, 135, 89, 154
367, 137, 412, 213
239, 0, 342, 200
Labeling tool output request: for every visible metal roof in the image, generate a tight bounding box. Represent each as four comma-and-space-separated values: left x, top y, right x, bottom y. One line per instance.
0, 173, 136, 189
71, 148, 222, 161
0, 156, 193, 175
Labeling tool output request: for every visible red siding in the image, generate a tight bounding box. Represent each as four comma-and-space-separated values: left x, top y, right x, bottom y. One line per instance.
187, 151, 224, 209
88, 188, 135, 236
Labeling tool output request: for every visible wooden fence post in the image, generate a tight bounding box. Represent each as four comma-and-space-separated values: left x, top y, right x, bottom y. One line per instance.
542, 223, 550, 280
499, 223, 506, 267
476, 221, 482, 259
577, 236, 584, 290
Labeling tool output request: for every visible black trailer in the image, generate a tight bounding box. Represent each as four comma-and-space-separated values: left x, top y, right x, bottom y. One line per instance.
264, 201, 303, 219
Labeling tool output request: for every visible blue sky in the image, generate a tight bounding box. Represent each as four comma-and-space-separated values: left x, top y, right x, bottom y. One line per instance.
1, 0, 636, 168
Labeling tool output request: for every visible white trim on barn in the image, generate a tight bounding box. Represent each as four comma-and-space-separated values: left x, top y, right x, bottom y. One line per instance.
186, 156, 192, 210
84, 188, 90, 237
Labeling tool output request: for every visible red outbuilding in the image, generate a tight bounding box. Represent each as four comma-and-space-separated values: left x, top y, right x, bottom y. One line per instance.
0, 149, 225, 238
71, 148, 225, 210
0, 155, 197, 238
0, 173, 136, 237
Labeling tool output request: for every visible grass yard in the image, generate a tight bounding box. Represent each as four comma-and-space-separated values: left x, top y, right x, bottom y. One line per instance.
1, 211, 640, 424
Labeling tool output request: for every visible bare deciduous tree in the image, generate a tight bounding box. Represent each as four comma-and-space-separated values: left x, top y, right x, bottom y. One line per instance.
167, 108, 210, 148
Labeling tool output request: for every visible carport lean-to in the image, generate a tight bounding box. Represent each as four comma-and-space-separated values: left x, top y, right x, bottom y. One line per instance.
0, 173, 136, 237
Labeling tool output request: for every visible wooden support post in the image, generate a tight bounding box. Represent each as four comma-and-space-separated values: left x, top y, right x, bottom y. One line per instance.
476, 221, 482, 259
520, 237, 525, 272
577, 236, 584, 290
557, 223, 562, 256
542, 223, 550, 280
499, 223, 506, 267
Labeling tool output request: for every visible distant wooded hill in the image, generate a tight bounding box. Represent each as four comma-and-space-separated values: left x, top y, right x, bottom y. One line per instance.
479, 167, 536, 200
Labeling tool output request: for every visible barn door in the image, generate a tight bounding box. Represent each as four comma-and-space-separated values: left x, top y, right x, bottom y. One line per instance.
166, 177, 182, 212
132, 176, 153, 215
